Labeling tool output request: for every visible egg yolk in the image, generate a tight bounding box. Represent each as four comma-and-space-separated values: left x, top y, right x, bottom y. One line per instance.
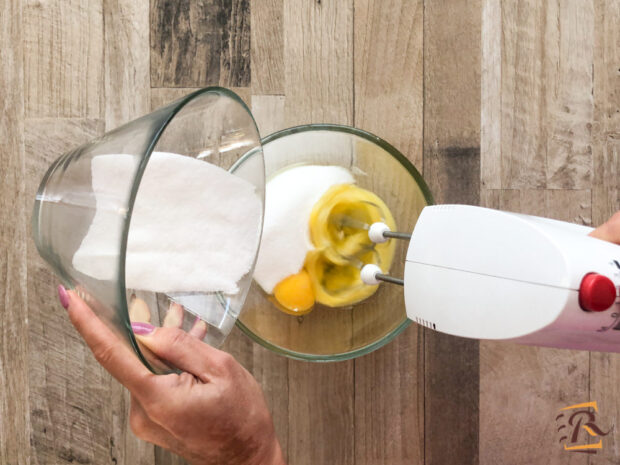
273, 270, 315, 315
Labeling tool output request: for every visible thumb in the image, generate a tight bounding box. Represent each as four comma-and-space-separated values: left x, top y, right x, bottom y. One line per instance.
134, 325, 234, 383
589, 211, 620, 245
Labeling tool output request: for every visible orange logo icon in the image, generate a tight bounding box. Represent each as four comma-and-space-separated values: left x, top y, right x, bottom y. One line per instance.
556, 401, 612, 453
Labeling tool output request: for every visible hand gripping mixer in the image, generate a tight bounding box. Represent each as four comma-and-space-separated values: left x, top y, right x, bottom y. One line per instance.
360, 205, 620, 352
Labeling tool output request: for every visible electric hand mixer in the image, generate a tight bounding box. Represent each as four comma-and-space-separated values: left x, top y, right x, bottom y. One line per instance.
360, 205, 620, 352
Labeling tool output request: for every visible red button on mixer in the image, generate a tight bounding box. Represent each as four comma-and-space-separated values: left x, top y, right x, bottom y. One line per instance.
579, 273, 617, 312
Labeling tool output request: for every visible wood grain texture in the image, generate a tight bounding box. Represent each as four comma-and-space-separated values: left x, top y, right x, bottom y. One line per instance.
150, 0, 250, 88
354, 0, 424, 170
478, 3, 620, 464
103, 2, 156, 463
352, 1, 425, 464
111, 388, 156, 465
104, 0, 151, 130
354, 327, 425, 465
283, 0, 354, 126
251, 95, 286, 136
483, 0, 595, 191
287, 361, 354, 465
481, 0, 502, 189
423, 2, 481, 464
282, 2, 355, 464
7, 1, 620, 464
25, 118, 114, 465
23, 0, 104, 118
0, 1, 30, 464
591, 0, 620, 226
238, 94, 290, 461
585, 2, 620, 464
589, 352, 620, 463
479, 189, 591, 465
251, 0, 283, 94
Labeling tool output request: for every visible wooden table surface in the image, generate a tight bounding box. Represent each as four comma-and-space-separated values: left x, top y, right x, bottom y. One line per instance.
1, 1, 619, 464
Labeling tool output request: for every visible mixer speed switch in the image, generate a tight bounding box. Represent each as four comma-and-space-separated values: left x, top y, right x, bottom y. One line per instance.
579, 273, 617, 312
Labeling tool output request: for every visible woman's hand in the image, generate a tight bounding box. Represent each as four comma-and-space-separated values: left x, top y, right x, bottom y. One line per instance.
589, 211, 620, 244
57, 289, 286, 465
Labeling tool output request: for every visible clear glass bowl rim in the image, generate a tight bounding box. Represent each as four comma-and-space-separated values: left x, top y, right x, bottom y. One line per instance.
232, 123, 435, 362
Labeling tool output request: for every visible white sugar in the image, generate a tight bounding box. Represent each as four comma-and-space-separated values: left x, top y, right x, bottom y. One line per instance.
253, 165, 354, 293
72, 152, 262, 295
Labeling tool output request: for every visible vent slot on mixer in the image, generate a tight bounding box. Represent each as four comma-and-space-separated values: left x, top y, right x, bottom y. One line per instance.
414, 316, 436, 330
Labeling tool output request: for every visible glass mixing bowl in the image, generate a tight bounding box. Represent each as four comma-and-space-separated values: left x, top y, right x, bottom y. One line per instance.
233, 125, 433, 361
33, 87, 264, 373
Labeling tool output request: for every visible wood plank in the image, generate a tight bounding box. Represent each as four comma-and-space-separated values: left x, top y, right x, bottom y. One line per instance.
25, 118, 116, 465
479, 189, 591, 465
239, 95, 290, 462
585, 1, 620, 463
546, 1, 594, 190
251, 95, 286, 136
423, 0, 481, 150
104, 0, 151, 130
479, 5, 605, 463
23, 0, 104, 118
352, 1, 424, 464
494, 0, 594, 190
103, 1, 155, 462
287, 361, 354, 465
0, 1, 30, 463
423, 1, 481, 463
354, 328, 424, 465
283, 2, 354, 464
481, 0, 502, 190
150, 0, 250, 88
251, 0, 284, 95
283, 0, 353, 127
354, 0, 424, 170
110, 388, 157, 465
591, 0, 620, 226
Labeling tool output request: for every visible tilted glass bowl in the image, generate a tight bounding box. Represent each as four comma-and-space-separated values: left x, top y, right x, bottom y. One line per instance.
233, 125, 433, 361
32, 87, 265, 373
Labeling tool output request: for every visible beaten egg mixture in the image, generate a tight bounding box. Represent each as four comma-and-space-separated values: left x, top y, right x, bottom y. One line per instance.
253, 165, 396, 315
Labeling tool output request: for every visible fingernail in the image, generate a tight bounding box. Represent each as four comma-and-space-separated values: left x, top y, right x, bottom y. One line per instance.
57, 285, 70, 309
131, 322, 155, 336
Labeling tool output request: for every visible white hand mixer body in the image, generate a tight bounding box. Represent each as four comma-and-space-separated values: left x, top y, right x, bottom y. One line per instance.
362, 205, 620, 352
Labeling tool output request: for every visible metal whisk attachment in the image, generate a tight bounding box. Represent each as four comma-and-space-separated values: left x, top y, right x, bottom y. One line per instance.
361, 222, 411, 286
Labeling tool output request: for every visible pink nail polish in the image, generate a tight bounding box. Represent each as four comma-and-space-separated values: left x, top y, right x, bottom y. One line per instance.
57, 285, 70, 309
131, 322, 155, 335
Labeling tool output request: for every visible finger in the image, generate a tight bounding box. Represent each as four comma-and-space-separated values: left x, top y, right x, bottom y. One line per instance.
64, 289, 154, 394
188, 317, 208, 339
128, 296, 151, 323
589, 211, 620, 244
135, 326, 232, 383
163, 302, 184, 328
